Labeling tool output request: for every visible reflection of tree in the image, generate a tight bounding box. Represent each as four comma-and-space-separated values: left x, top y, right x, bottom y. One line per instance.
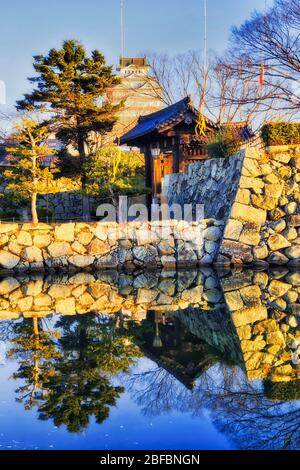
38, 314, 142, 433
204, 373, 300, 450
0, 320, 15, 342
127, 363, 300, 450
7, 317, 59, 409
127, 367, 186, 416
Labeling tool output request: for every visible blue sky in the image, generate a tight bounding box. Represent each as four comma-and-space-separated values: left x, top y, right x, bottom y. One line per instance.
0, 0, 273, 112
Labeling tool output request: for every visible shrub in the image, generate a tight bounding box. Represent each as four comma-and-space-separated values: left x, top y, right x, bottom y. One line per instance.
261, 122, 300, 146
207, 128, 243, 158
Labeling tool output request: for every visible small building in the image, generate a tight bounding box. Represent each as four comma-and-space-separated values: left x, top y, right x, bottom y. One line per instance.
119, 96, 218, 199
120, 96, 253, 200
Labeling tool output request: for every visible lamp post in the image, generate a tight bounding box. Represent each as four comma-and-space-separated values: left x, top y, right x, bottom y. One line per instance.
151, 147, 160, 159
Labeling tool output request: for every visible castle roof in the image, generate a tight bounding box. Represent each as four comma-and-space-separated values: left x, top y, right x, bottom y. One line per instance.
119, 96, 217, 145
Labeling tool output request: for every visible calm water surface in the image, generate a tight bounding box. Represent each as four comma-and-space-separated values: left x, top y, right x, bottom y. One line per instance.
0, 268, 299, 450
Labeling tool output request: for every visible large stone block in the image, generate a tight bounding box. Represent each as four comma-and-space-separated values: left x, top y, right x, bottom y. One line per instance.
285, 245, 300, 260
23, 246, 43, 263
133, 246, 158, 264
232, 304, 268, 327
235, 189, 250, 205
252, 195, 278, 211
33, 234, 51, 248
55, 298, 76, 315
47, 242, 72, 258
69, 255, 95, 268
240, 176, 264, 190
220, 240, 253, 263
204, 226, 222, 242
48, 284, 72, 299
54, 223, 75, 242
223, 219, 243, 241
253, 245, 268, 260
291, 215, 300, 227
88, 239, 110, 256
0, 224, 18, 234
243, 158, 262, 177
0, 250, 20, 269
230, 203, 266, 226
269, 280, 291, 297
0, 277, 20, 295
268, 234, 291, 251
17, 231, 32, 246
239, 228, 261, 246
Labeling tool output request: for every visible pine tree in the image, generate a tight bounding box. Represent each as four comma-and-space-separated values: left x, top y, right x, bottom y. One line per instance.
17, 40, 122, 166
5, 118, 70, 223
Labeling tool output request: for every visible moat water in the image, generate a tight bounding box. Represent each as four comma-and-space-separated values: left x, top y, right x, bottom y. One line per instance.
0, 268, 299, 450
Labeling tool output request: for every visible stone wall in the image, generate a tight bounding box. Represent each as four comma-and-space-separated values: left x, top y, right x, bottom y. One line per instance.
1, 142, 300, 269
168, 142, 300, 266
39, 191, 85, 221
221, 269, 300, 382
0, 219, 223, 273
167, 151, 244, 219
0, 179, 84, 222
218, 145, 300, 266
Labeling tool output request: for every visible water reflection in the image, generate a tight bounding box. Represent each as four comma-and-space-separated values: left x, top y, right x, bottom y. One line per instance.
0, 268, 299, 449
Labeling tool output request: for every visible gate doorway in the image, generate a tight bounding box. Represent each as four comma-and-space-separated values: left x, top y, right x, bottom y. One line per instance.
153, 153, 173, 199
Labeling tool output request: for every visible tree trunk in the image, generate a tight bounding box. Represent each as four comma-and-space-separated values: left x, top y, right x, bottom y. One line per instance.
78, 133, 91, 222
31, 192, 39, 224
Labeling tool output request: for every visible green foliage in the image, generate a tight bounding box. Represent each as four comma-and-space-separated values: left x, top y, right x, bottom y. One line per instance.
5, 118, 56, 196
207, 127, 243, 158
261, 122, 300, 146
264, 379, 300, 402
7, 310, 143, 433
57, 148, 82, 177
17, 40, 122, 160
37, 315, 142, 433
84, 145, 149, 204
0, 192, 26, 220
4, 118, 72, 222
7, 318, 60, 410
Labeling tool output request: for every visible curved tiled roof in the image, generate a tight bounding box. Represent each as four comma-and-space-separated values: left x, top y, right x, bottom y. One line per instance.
120, 96, 217, 145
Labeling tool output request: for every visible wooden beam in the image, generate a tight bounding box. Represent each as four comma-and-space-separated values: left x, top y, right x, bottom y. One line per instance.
172, 144, 181, 174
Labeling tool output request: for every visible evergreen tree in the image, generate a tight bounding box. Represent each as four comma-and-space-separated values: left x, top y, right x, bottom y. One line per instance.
17, 40, 122, 166
5, 118, 70, 223
7, 317, 60, 410
38, 314, 141, 433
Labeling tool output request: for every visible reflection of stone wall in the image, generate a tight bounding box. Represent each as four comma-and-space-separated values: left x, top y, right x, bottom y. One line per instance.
168, 143, 300, 266
174, 306, 243, 366
221, 270, 300, 382
0, 220, 224, 273
0, 268, 223, 321
1, 268, 299, 386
